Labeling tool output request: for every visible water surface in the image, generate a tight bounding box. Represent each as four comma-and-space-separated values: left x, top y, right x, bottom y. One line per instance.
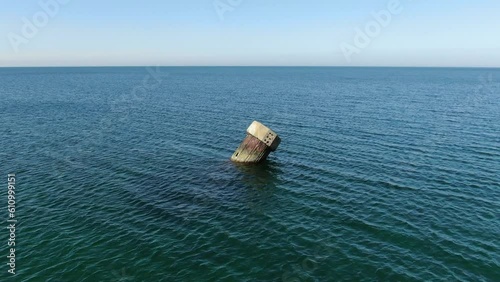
0, 67, 499, 281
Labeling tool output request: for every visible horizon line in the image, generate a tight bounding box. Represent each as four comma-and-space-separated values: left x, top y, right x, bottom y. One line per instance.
1, 65, 499, 69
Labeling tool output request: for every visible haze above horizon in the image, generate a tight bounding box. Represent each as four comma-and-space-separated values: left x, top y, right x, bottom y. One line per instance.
1, 0, 499, 67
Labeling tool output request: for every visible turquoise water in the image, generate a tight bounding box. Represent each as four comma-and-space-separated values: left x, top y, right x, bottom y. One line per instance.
1, 67, 499, 281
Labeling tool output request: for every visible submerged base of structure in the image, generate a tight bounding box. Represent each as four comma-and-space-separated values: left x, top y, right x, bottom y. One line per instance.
231, 121, 281, 164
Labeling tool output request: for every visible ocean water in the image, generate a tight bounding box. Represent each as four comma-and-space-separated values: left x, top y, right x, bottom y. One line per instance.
0, 67, 499, 281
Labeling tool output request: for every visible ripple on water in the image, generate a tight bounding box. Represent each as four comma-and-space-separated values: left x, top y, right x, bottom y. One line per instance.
2, 67, 499, 281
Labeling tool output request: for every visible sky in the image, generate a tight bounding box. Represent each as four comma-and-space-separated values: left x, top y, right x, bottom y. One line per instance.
1, 0, 499, 67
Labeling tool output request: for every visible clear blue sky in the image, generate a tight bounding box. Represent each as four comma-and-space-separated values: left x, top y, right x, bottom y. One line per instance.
1, 0, 499, 67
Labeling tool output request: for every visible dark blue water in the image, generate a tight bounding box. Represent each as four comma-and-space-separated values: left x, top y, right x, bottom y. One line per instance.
1, 67, 499, 281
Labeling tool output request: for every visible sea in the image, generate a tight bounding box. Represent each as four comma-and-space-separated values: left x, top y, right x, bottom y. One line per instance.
0, 67, 499, 281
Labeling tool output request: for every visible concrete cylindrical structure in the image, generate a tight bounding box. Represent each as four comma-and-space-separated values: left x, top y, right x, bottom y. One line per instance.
231, 121, 281, 164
